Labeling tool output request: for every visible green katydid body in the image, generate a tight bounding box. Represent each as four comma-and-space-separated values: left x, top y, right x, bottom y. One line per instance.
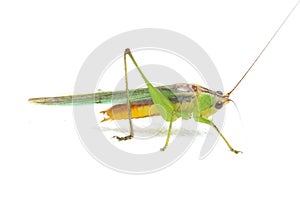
28, 47, 238, 153
29, 48, 239, 152
28, 83, 228, 122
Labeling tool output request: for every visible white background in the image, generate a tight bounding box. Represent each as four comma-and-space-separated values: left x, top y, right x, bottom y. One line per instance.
1, 0, 300, 199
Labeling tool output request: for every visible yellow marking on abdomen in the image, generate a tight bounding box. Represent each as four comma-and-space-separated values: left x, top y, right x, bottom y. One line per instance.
100, 100, 161, 122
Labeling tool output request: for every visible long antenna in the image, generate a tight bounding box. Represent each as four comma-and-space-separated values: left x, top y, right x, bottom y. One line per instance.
226, 0, 300, 96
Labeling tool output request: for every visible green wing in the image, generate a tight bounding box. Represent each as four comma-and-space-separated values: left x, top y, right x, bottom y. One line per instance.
28, 83, 197, 106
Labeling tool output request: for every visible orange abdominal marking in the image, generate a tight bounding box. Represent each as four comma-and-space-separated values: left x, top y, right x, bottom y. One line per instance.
100, 100, 162, 122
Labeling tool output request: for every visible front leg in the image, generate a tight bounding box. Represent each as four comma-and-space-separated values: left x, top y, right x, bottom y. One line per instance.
194, 116, 242, 154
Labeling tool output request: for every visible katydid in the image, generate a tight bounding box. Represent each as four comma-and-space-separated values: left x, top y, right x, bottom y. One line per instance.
28, 1, 299, 154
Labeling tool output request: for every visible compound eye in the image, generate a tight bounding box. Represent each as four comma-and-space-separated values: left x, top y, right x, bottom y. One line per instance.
215, 101, 223, 109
